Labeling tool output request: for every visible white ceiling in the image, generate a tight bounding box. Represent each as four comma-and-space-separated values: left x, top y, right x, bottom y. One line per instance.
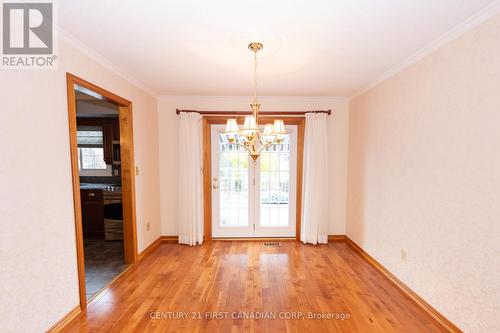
58, 0, 495, 96
76, 91, 118, 117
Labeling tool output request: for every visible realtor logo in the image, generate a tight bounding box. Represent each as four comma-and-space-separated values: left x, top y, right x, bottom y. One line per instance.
2, 1, 57, 68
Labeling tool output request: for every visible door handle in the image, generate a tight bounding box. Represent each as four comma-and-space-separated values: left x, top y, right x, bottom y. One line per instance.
212, 185, 219, 189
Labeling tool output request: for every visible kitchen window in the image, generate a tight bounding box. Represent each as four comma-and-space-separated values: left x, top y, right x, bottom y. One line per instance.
77, 126, 107, 170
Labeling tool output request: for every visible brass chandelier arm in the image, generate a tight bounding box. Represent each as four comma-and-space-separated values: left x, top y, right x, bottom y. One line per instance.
255, 132, 267, 147
232, 140, 271, 159
256, 142, 272, 155
256, 132, 277, 150
233, 141, 256, 156
232, 132, 273, 158
241, 144, 253, 156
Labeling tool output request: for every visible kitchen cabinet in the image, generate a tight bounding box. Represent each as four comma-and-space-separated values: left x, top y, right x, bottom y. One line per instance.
112, 118, 120, 141
103, 120, 113, 164
80, 189, 104, 239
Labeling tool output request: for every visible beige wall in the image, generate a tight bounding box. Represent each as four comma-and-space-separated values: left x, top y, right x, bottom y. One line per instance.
347, 14, 500, 332
0, 40, 161, 332
158, 96, 349, 237
3, 11, 497, 333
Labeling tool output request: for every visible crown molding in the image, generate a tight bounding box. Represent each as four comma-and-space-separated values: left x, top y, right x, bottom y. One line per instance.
159, 95, 349, 102
351, 0, 500, 100
56, 27, 159, 99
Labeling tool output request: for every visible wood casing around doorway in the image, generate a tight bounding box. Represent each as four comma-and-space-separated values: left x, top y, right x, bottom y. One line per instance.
66, 73, 138, 311
202, 116, 305, 241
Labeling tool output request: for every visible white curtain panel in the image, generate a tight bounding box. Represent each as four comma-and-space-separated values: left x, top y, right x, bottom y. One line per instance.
301, 113, 329, 245
178, 112, 204, 246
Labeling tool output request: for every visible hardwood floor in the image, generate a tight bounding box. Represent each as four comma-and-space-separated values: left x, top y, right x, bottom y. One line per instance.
63, 241, 448, 332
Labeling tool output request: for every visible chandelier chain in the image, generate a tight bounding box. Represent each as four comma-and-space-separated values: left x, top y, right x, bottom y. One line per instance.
253, 49, 258, 104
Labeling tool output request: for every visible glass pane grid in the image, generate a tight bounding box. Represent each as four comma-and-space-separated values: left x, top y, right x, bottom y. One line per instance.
260, 135, 290, 227
218, 134, 249, 228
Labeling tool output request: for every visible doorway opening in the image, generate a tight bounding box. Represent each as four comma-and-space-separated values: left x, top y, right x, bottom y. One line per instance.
66, 74, 137, 311
203, 116, 305, 240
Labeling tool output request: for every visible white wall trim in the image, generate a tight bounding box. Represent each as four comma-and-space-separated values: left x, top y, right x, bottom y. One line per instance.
159, 95, 349, 101
351, 0, 500, 100
57, 27, 159, 99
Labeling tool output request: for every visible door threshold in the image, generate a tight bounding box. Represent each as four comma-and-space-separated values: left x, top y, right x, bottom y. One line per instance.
86, 263, 132, 309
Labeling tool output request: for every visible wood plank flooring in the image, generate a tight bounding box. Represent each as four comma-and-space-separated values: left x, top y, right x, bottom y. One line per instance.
63, 241, 448, 332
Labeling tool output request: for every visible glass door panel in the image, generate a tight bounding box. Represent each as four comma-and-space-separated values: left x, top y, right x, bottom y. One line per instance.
211, 124, 296, 238
255, 126, 296, 237
211, 126, 254, 237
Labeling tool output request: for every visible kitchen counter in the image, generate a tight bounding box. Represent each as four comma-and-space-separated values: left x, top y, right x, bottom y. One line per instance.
80, 183, 121, 193
80, 183, 123, 241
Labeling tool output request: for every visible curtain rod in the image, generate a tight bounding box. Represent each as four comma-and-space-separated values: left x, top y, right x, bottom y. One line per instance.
175, 109, 331, 116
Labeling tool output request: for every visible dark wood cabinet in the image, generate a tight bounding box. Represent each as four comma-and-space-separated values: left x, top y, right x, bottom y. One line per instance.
103, 121, 113, 164
80, 189, 104, 239
112, 119, 120, 141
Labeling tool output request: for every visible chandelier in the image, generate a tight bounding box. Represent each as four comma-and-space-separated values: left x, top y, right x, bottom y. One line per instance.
224, 42, 286, 161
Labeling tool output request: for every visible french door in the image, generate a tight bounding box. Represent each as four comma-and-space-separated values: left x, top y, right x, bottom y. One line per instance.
211, 124, 297, 237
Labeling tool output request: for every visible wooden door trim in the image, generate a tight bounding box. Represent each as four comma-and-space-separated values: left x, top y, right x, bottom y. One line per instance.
202, 116, 305, 241
66, 73, 138, 312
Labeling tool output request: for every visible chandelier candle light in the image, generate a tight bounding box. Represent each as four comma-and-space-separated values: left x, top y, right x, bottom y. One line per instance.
224, 42, 286, 161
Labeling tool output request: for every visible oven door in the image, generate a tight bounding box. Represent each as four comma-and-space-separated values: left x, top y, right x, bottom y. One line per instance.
103, 191, 123, 240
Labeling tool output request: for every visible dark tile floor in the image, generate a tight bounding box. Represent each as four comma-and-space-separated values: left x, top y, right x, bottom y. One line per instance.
84, 239, 128, 300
